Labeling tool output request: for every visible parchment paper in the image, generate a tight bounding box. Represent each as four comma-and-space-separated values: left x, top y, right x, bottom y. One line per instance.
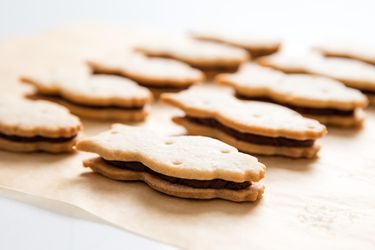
0, 24, 374, 250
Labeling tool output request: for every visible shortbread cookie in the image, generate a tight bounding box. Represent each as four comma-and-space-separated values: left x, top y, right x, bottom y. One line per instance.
216, 63, 368, 127
258, 52, 375, 103
161, 86, 326, 158
135, 37, 249, 76
0, 98, 81, 153
76, 124, 265, 202
87, 52, 204, 96
314, 40, 375, 65
21, 69, 152, 122
191, 30, 280, 58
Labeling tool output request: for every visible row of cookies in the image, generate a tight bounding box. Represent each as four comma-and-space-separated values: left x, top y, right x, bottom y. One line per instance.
2, 31, 373, 203
0, 97, 266, 202
17, 33, 280, 123
2, 35, 272, 203
131, 31, 375, 105
87, 33, 375, 127
0, 96, 265, 202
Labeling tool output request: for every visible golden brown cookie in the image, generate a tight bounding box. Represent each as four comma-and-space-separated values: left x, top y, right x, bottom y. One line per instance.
161, 86, 326, 158
314, 40, 375, 65
21, 67, 152, 122
0, 98, 81, 153
258, 52, 375, 104
216, 63, 368, 128
135, 37, 249, 76
76, 124, 266, 202
87, 52, 204, 96
191, 30, 280, 58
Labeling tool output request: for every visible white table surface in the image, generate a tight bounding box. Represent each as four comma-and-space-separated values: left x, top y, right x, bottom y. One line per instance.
0, 0, 374, 249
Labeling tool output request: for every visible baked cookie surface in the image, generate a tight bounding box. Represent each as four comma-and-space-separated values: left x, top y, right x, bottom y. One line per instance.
0, 98, 81, 153
191, 30, 280, 58
258, 52, 375, 103
216, 63, 368, 127
87, 52, 204, 95
21, 67, 152, 122
314, 40, 375, 65
76, 124, 265, 202
135, 37, 249, 76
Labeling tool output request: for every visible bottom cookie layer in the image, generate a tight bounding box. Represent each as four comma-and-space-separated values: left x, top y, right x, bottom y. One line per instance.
305, 109, 365, 128
173, 117, 320, 158
83, 157, 264, 202
366, 94, 375, 105
59, 100, 148, 122
0, 137, 76, 153
28, 94, 148, 122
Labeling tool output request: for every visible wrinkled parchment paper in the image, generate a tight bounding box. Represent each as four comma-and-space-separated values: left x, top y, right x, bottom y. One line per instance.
0, 24, 374, 250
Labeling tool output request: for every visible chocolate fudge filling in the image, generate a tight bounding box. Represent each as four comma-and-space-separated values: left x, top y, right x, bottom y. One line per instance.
31, 93, 144, 111
193, 64, 240, 73
184, 116, 314, 147
360, 89, 375, 96
92, 70, 191, 91
103, 158, 251, 190
0, 132, 76, 143
246, 47, 279, 59
235, 94, 355, 117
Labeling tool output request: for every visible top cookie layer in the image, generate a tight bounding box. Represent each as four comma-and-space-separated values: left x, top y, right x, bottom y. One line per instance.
191, 30, 280, 56
135, 37, 249, 68
314, 40, 375, 65
21, 67, 152, 107
258, 51, 375, 91
0, 98, 81, 138
87, 52, 204, 87
216, 63, 368, 110
161, 85, 326, 140
76, 124, 265, 183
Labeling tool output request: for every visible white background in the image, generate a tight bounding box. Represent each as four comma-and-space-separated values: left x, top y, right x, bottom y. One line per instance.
0, 0, 374, 249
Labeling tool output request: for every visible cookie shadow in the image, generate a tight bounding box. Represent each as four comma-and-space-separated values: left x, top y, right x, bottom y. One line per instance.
257, 155, 318, 172
0, 150, 76, 167
77, 172, 263, 216
325, 126, 363, 139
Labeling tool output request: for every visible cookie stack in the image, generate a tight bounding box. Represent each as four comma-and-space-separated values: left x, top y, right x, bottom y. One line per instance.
135, 36, 249, 77
258, 51, 375, 104
216, 63, 368, 127
21, 67, 152, 122
0, 98, 81, 153
87, 52, 204, 97
191, 30, 281, 58
76, 124, 266, 202
161, 86, 327, 158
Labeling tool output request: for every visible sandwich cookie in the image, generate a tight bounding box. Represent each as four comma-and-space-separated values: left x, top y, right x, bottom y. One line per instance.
87, 52, 204, 97
216, 63, 368, 128
0, 98, 81, 153
76, 124, 266, 202
191, 30, 280, 58
135, 37, 249, 77
258, 52, 375, 104
20, 69, 152, 122
161, 86, 326, 158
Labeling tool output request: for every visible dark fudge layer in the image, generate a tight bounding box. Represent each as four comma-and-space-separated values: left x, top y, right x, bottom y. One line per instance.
103, 159, 251, 190
0, 132, 76, 143
184, 116, 315, 147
